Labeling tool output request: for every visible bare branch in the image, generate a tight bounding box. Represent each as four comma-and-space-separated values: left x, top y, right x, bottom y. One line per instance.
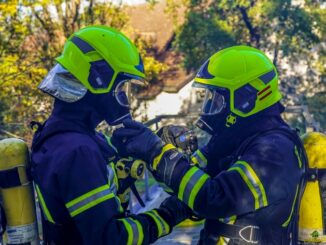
273, 41, 279, 68
238, 6, 260, 47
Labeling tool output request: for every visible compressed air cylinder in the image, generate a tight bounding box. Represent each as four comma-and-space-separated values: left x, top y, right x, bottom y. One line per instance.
0, 138, 38, 245
299, 132, 326, 243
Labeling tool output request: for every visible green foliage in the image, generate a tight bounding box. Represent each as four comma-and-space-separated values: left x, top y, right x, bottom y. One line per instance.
172, 0, 325, 129
174, 11, 236, 71
134, 36, 168, 83
306, 92, 326, 131
174, 0, 321, 71
0, 0, 166, 140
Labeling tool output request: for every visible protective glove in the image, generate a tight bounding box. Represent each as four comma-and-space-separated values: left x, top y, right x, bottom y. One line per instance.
158, 196, 192, 227
156, 125, 198, 154
112, 120, 187, 188
111, 119, 164, 164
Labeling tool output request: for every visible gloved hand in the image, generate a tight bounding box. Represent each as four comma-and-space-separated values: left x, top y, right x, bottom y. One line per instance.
111, 119, 164, 164
156, 125, 198, 154
158, 196, 192, 227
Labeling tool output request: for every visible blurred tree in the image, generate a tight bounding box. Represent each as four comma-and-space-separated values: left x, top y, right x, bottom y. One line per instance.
174, 0, 321, 71
171, 0, 325, 130
0, 0, 166, 140
306, 92, 326, 131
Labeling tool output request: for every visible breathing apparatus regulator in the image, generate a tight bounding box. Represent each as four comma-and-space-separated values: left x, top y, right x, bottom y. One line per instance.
115, 157, 146, 210
156, 125, 198, 155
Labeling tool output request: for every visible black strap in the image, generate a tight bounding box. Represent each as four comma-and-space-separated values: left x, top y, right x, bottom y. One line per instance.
0, 204, 6, 236
130, 184, 145, 207
0, 166, 30, 188
212, 221, 261, 244
306, 168, 326, 182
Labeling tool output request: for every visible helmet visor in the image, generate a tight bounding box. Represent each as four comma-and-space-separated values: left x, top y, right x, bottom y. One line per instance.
201, 89, 226, 115
193, 82, 226, 116
39, 64, 87, 103
113, 78, 148, 108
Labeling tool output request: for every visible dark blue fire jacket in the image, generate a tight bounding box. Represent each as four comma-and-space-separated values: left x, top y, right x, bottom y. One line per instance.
164, 116, 306, 245
31, 109, 171, 245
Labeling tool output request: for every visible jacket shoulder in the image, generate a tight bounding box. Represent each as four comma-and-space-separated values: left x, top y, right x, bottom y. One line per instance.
45, 131, 100, 154
242, 130, 297, 165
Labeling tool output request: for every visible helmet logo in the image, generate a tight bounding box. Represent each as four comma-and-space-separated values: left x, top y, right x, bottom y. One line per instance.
226, 114, 237, 127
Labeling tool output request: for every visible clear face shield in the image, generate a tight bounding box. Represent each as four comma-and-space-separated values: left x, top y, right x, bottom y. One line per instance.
113, 77, 148, 108
193, 82, 228, 135
193, 83, 226, 116
201, 89, 226, 115
39, 64, 87, 103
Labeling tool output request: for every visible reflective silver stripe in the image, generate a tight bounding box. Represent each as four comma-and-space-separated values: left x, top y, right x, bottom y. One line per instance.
183, 170, 204, 205
125, 218, 140, 245
178, 167, 209, 209
66, 187, 113, 217
107, 164, 117, 194
146, 210, 169, 237
231, 162, 267, 208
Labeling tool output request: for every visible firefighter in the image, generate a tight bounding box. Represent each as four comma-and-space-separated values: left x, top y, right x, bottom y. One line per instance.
112, 46, 307, 244
31, 25, 191, 245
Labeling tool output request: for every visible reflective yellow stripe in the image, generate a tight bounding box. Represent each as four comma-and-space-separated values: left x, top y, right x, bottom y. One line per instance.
145, 210, 170, 237
108, 162, 123, 213
119, 218, 144, 245
216, 237, 228, 245
152, 144, 176, 170
65, 185, 115, 217
294, 145, 303, 168
219, 215, 237, 224
217, 216, 237, 244
191, 156, 200, 165
178, 167, 197, 200
178, 167, 210, 209
191, 150, 207, 167
282, 184, 299, 227
228, 161, 268, 209
35, 184, 55, 223
110, 162, 119, 189
105, 135, 118, 153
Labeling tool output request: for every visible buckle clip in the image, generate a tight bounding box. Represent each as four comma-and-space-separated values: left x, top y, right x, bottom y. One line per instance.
307, 168, 318, 181
239, 225, 260, 244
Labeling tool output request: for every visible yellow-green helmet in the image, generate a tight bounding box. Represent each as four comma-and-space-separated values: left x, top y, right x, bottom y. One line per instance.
194, 45, 281, 117
193, 45, 282, 134
57, 25, 145, 94
39, 25, 145, 103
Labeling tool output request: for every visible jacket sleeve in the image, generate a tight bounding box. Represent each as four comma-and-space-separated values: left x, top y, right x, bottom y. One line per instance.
168, 134, 298, 219
56, 145, 171, 245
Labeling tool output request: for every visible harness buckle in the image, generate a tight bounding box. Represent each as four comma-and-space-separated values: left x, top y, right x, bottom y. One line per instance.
239, 225, 260, 244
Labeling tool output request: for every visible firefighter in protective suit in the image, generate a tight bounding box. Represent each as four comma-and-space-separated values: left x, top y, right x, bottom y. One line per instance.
112, 46, 307, 244
31, 26, 191, 245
